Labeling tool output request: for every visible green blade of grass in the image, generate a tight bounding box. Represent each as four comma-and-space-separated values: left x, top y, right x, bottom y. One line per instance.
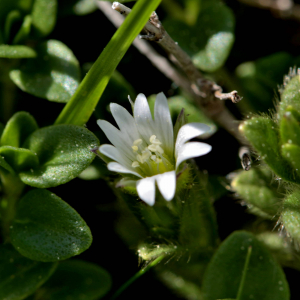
55, 0, 161, 126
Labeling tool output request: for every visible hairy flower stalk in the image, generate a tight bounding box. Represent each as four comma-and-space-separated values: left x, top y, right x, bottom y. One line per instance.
97, 93, 212, 205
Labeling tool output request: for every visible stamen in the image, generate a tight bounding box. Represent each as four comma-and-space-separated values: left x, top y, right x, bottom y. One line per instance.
151, 155, 157, 161
148, 144, 157, 152
133, 139, 142, 146
150, 135, 162, 145
132, 145, 138, 152
156, 145, 164, 154
136, 154, 143, 163
132, 161, 140, 168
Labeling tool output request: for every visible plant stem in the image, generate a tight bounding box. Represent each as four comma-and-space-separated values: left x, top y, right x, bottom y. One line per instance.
110, 255, 164, 300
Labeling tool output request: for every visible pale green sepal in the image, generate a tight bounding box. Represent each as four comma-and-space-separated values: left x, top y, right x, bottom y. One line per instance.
231, 168, 281, 217
241, 116, 298, 183
279, 75, 300, 120
281, 190, 300, 242
281, 143, 300, 179
279, 110, 300, 146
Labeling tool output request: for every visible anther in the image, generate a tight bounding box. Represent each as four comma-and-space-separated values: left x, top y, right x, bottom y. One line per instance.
133, 139, 142, 146
132, 145, 138, 152
132, 161, 140, 168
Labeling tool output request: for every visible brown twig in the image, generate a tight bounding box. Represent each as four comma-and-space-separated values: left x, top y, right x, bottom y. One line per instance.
96, 1, 248, 150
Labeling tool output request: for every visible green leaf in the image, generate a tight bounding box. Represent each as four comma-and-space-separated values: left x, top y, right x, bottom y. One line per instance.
202, 231, 290, 300
231, 168, 282, 217
31, 0, 57, 37
281, 190, 300, 242
0, 154, 15, 174
0, 44, 36, 58
9, 39, 80, 102
33, 260, 111, 300
12, 14, 32, 45
72, 0, 97, 15
10, 189, 93, 262
55, 0, 162, 125
4, 10, 21, 42
19, 124, 99, 188
0, 146, 39, 172
279, 109, 300, 146
0, 244, 57, 300
279, 75, 300, 120
0, 111, 38, 147
164, 0, 235, 72
241, 116, 297, 183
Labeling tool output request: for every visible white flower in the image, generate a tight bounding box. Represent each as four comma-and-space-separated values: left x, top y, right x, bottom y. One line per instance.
97, 92, 212, 206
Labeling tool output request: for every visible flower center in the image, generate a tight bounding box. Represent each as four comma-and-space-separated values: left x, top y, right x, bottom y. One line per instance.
131, 135, 173, 176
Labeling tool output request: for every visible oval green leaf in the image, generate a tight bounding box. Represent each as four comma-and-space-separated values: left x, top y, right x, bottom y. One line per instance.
202, 231, 290, 300
33, 260, 111, 300
9, 39, 80, 102
0, 44, 36, 58
0, 146, 39, 172
19, 124, 99, 188
0, 111, 38, 147
0, 244, 57, 300
164, 0, 235, 72
10, 189, 93, 262
31, 0, 57, 37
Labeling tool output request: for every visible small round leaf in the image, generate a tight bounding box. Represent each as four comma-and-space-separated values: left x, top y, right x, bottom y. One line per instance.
19, 124, 99, 188
10, 189, 93, 262
0, 244, 57, 300
0, 111, 38, 148
9, 40, 80, 102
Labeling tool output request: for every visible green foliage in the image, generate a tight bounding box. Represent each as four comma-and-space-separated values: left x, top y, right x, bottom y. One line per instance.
231, 168, 282, 217
201, 231, 290, 300
12, 14, 32, 45
10, 189, 93, 262
0, 146, 39, 172
0, 45, 36, 58
0, 111, 38, 147
19, 124, 99, 187
164, 0, 235, 72
32, 260, 112, 300
0, 244, 57, 300
31, 0, 57, 37
10, 40, 80, 102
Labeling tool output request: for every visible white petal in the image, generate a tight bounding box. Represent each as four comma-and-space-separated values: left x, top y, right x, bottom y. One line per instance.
97, 120, 136, 161
134, 93, 156, 143
156, 171, 176, 201
107, 162, 142, 178
154, 93, 174, 157
110, 103, 140, 142
175, 123, 211, 157
136, 176, 156, 206
176, 142, 212, 169
99, 144, 133, 170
